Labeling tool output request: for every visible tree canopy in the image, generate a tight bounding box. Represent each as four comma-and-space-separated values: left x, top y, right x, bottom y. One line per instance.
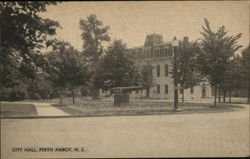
0, 2, 60, 101
94, 40, 141, 90
196, 18, 242, 105
79, 14, 110, 64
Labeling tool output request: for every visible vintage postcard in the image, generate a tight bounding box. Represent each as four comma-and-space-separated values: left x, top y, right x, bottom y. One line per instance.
1, 1, 249, 158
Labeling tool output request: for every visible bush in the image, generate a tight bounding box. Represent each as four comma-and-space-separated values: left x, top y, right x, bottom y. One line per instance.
31, 93, 41, 100
0, 87, 28, 101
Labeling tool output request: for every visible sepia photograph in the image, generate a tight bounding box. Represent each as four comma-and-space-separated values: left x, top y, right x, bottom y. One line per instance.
0, 1, 249, 158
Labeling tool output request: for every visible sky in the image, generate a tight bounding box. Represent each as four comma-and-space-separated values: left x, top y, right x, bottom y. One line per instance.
40, 1, 249, 51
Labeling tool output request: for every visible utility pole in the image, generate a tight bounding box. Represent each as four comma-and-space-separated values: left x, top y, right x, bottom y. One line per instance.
172, 37, 179, 110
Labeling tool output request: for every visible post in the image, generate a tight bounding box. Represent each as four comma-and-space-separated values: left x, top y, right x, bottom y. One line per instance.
218, 87, 221, 103
182, 89, 185, 104
229, 90, 232, 103
140, 89, 142, 100
172, 37, 179, 110
223, 90, 226, 103
248, 78, 250, 103
214, 85, 217, 106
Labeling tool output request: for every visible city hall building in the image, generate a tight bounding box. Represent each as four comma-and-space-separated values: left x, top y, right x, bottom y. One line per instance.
101, 34, 212, 100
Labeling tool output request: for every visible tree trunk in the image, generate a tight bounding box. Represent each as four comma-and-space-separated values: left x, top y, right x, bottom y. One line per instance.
59, 88, 63, 104
214, 85, 217, 106
223, 90, 226, 103
182, 88, 185, 104
140, 89, 142, 100
248, 79, 250, 103
229, 90, 232, 103
72, 87, 75, 104
218, 87, 221, 103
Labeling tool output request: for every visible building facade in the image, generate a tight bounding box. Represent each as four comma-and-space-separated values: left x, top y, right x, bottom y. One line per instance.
101, 34, 212, 100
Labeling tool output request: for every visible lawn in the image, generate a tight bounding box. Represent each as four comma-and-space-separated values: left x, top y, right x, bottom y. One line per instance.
0, 103, 37, 118
51, 97, 245, 117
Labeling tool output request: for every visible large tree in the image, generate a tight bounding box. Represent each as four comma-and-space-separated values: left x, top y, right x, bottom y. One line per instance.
0, 2, 60, 101
240, 45, 250, 103
175, 39, 203, 103
79, 14, 110, 64
94, 40, 141, 90
79, 14, 110, 98
196, 19, 242, 106
220, 55, 243, 103
46, 40, 90, 104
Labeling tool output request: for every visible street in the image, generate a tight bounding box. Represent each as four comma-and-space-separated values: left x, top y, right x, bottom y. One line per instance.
1, 104, 249, 158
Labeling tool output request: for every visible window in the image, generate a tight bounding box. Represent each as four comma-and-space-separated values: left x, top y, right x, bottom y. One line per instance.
191, 86, 194, 94
139, 52, 142, 58
180, 89, 183, 94
165, 85, 168, 94
150, 50, 153, 57
157, 65, 160, 77
164, 48, 168, 56
165, 64, 168, 76
157, 85, 160, 94
160, 48, 164, 57
157, 49, 160, 57
168, 48, 173, 56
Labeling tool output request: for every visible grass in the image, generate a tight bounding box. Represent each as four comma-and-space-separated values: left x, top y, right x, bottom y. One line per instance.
51, 97, 245, 117
0, 103, 37, 118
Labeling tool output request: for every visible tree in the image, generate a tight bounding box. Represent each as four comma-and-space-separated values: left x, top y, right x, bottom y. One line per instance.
79, 14, 110, 98
196, 19, 242, 106
220, 55, 242, 102
46, 40, 90, 104
175, 39, 203, 103
94, 40, 141, 90
79, 14, 110, 64
139, 63, 154, 98
240, 45, 250, 103
0, 2, 60, 101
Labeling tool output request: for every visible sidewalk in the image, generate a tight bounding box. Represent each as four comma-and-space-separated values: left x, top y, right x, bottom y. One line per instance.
31, 102, 69, 116
16, 101, 70, 117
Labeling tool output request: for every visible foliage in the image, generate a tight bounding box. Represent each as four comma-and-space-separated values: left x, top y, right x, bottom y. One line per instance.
0, 2, 60, 101
139, 63, 154, 97
196, 19, 242, 86
195, 19, 242, 105
175, 40, 204, 90
79, 14, 110, 64
94, 40, 141, 90
46, 40, 90, 103
240, 45, 250, 102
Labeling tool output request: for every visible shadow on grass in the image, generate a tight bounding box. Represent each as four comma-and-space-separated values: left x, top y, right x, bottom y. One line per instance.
1, 103, 37, 118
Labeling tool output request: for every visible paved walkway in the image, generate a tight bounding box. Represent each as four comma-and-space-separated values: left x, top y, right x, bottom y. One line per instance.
31, 102, 69, 116
16, 101, 69, 116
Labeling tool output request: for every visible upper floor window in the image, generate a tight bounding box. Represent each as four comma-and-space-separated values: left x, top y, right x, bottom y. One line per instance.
168, 48, 173, 56
165, 85, 168, 94
157, 65, 160, 77
164, 48, 168, 56
160, 48, 164, 57
191, 86, 194, 94
165, 64, 168, 76
157, 85, 160, 94
180, 89, 183, 94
